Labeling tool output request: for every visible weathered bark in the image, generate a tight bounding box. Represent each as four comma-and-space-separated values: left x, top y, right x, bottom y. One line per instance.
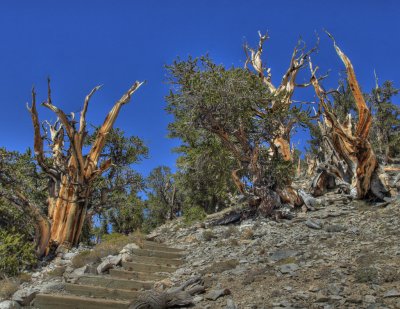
296, 157, 301, 178
130, 276, 205, 309
309, 34, 390, 200
305, 154, 318, 177
27, 80, 143, 255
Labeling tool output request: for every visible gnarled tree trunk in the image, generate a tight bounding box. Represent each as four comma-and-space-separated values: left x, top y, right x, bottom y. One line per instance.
309, 34, 390, 200
27, 80, 143, 255
240, 32, 319, 212
244, 32, 318, 162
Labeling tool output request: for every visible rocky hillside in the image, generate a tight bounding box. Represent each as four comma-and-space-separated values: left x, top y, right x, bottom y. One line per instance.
1, 180, 400, 309
150, 193, 400, 309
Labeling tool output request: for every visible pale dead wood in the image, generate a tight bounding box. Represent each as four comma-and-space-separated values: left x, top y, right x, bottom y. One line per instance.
79, 85, 102, 146
308, 33, 390, 200
84, 81, 144, 179
129, 276, 204, 309
384, 166, 400, 172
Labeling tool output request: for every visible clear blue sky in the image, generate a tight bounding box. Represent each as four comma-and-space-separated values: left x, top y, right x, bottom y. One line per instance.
0, 0, 399, 176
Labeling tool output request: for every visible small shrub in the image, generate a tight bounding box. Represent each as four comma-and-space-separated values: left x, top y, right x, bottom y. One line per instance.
229, 238, 239, 246
0, 279, 19, 299
133, 230, 145, 248
71, 250, 97, 268
355, 266, 379, 283
183, 206, 206, 225
223, 225, 238, 238
242, 268, 266, 285
95, 240, 122, 257
379, 266, 400, 283
202, 230, 216, 241
0, 230, 37, 277
215, 240, 225, 247
18, 272, 32, 283
101, 233, 126, 242
275, 257, 297, 266
241, 228, 254, 240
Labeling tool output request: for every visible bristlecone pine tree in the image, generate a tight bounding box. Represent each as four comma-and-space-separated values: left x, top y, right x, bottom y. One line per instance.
26, 79, 143, 256
309, 33, 390, 200
166, 33, 322, 217
244, 32, 325, 162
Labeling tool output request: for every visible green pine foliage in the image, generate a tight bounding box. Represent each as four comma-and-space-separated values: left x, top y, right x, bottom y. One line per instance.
369, 80, 400, 159
0, 229, 36, 277
165, 56, 303, 211
0, 148, 45, 277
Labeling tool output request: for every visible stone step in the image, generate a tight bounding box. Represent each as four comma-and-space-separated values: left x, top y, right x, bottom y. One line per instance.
141, 241, 185, 253
76, 275, 154, 290
65, 283, 138, 300
129, 254, 183, 266
131, 248, 185, 259
122, 261, 177, 273
33, 294, 129, 309
109, 269, 166, 281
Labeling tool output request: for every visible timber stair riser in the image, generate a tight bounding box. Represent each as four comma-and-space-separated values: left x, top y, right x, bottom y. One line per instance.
109, 269, 167, 281
122, 261, 177, 273
33, 242, 183, 309
131, 248, 185, 259
76, 276, 154, 290
140, 242, 185, 253
129, 254, 183, 266
33, 294, 129, 309
65, 283, 138, 300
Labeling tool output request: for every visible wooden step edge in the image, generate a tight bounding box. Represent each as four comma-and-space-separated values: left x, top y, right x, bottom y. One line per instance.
121, 261, 179, 269
109, 269, 167, 281
65, 283, 138, 300
143, 239, 184, 248
77, 275, 155, 284
33, 294, 130, 309
76, 276, 154, 291
121, 261, 178, 273
141, 242, 186, 252
131, 248, 186, 258
130, 238, 184, 249
129, 255, 183, 266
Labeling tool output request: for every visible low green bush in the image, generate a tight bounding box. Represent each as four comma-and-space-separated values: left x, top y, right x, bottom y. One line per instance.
183, 206, 206, 225
0, 230, 36, 277
202, 230, 216, 241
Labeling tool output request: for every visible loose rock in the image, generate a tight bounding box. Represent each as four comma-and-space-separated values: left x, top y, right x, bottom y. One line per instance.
205, 288, 231, 301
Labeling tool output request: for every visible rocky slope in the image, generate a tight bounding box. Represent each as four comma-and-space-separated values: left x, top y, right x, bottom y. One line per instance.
1, 176, 399, 309
150, 192, 400, 309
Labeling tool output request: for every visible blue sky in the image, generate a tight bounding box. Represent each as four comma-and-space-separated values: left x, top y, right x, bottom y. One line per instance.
0, 0, 399, 176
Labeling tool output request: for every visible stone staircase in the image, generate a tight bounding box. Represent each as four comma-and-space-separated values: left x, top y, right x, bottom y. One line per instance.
33, 241, 185, 309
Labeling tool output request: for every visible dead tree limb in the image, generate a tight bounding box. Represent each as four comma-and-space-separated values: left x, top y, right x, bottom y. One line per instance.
309, 33, 390, 200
